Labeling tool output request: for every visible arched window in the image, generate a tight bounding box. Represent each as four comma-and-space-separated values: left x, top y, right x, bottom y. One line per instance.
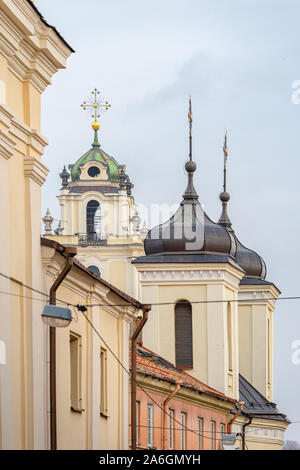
88, 265, 101, 277
86, 200, 101, 238
175, 300, 193, 368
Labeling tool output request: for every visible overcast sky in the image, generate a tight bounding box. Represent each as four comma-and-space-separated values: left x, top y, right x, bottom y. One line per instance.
37, 0, 300, 441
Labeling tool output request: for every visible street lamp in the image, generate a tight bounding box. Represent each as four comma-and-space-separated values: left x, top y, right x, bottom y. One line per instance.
42, 304, 72, 328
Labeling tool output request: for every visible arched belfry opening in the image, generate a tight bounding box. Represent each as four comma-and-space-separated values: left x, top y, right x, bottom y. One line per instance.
175, 300, 193, 369
86, 200, 101, 240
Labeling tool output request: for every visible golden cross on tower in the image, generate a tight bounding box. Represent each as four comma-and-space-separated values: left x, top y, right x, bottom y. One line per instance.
81, 88, 111, 131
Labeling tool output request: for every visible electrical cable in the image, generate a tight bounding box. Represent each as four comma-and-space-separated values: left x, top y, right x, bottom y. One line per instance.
78, 304, 227, 442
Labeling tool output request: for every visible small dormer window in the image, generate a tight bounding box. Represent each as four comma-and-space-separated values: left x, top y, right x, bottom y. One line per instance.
88, 166, 100, 178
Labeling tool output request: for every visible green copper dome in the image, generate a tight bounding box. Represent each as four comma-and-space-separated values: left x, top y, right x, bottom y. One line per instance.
70, 130, 120, 182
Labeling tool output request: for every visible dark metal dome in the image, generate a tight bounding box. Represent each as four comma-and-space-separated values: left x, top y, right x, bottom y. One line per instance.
218, 190, 267, 279
144, 157, 237, 258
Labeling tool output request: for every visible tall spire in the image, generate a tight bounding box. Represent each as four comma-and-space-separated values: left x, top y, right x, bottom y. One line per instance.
183, 97, 198, 202
218, 132, 232, 230
81, 88, 111, 149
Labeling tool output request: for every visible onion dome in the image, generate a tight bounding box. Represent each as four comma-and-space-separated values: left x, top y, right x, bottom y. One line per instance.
218, 192, 266, 278
218, 135, 267, 280
144, 160, 237, 258
70, 127, 120, 183
143, 100, 238, 262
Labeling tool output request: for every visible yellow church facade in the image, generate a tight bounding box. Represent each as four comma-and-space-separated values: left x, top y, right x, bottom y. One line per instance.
0, 0, 289, 452
46, 97, 289, 449
0, 0, 142, 450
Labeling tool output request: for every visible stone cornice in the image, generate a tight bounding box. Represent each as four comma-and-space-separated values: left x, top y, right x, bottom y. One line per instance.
0, 128, 16, 159
0, 103, 15, 128
0, 0, 73, 92
136, 374, 235, 413
0, 103, 48, 155
10, 116, 48, 154
238, 284, 279, 310
137, 264, 242, 291
24, 156, 48, 186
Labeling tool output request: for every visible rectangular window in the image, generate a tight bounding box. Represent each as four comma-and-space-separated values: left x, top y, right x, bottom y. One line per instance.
147, 404, 154, 447
181, 412, 186, 450
169, 409, 174, 449
136, 401, 140, 445
100, 348, 108, 415
220, 423, 225, 450
70, 332, 82, 410
198, 418, 203, 450
211, 421, 216, 450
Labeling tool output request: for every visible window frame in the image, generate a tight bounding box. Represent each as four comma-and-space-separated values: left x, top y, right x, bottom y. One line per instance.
136, 401, 140, 446
147, 404, 154, 447
70, 332, 82, 411
198, 417, 203, 450
169, 409, 175, 450
100, 347, 108, 416
181, 412, 186, 450
175, 300, 193, 369
211, 420, 216, 450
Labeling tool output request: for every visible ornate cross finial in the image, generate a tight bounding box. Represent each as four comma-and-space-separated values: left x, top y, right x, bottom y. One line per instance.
81, 88, 111, 132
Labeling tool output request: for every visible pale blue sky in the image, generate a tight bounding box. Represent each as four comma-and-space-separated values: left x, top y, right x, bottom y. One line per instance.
37, 0, 300, 441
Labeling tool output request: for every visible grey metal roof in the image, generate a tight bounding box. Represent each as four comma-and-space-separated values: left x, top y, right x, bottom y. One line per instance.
133, 252, 243, 271
238, 375, 289, 422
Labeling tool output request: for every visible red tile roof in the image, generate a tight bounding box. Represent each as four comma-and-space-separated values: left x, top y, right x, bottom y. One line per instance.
135, 344, 236, 404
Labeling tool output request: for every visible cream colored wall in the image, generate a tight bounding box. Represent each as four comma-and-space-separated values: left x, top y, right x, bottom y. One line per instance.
0, 0, 72, 450
136, 263, 243, 399
233, 417, 288, 450
42, 249, 138, 449
58, 182, 138, 239
238, 285, 279, 401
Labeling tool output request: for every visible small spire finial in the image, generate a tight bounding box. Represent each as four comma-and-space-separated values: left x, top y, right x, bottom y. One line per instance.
81, 88, 111, 148
183, 97, 198, 202
218, 132, 232, 230
188, 96, 193, 162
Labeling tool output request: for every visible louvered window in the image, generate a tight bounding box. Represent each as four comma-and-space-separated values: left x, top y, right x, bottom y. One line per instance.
175, 301, 193, 368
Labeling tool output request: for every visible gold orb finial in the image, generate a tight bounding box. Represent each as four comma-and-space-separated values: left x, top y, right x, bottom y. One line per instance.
92, 121, 100, 131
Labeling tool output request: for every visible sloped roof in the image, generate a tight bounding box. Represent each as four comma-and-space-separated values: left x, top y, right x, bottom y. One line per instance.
27, 0, 74, 52
41, 237, 142, 309
70, 130, 120, 183
136, 344, 236, 404
238, 374, 289, 422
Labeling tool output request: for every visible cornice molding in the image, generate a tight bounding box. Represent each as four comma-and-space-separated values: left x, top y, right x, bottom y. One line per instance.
136, 374, 234, 413
10, 116, 48, 153
24, 156, 48, 186
138, 266, 241, 290
0, 0, 73, 93
0, 128, 16, 159
0, 103, 14, 128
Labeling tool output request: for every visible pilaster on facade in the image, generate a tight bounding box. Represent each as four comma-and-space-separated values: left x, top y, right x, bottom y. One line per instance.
237, 283, 279, 401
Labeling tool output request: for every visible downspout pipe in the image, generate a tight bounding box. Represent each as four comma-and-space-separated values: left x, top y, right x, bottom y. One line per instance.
131, 305, 151, 450
227, 401, 244, 434
49, 246, 77, 450
242, 416, 253, 450
162, 383, 181, 450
